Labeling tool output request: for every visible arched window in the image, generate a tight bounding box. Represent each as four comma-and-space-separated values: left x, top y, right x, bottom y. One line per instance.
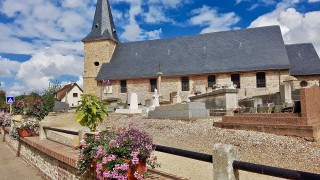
256, 72, 266, 88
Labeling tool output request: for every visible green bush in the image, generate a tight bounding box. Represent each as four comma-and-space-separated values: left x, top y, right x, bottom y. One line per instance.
76, 94, 108, 131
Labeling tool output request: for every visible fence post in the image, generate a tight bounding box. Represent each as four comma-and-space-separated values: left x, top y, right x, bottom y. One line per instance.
39, 122, 46, 140
213, 143, 239, 180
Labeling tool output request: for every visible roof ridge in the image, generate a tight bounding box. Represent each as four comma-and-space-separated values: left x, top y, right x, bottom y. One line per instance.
119, 25, 281, 45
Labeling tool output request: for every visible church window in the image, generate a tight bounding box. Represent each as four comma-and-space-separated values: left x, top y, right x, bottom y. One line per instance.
256, 72, 266, 88
73, 93, 78, 97
120, 80, 127, 93
150, 79, 157, 92
231, 74, 240, 88
208, 75, 216, 87
94, 61, 100, 66
181, 77, 189, 91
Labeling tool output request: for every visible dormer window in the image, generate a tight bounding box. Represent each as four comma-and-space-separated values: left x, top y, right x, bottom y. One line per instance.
95, 23, 99, 28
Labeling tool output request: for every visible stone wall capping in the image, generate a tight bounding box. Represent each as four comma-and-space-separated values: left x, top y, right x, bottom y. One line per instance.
19, 137, 79, 167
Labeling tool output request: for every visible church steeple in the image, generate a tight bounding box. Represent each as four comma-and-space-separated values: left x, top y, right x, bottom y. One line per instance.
82, 0, 118, 42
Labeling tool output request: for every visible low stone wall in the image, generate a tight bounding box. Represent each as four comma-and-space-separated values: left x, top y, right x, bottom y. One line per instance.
224, 113, 305, 126
1, 128, 79, 180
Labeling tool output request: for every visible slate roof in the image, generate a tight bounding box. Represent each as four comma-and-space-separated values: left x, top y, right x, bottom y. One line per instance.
82, 0, 118, 42
286, 43, 320, 76
97, 25, 290, 80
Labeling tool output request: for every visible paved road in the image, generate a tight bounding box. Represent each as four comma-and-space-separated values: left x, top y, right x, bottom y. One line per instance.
0, 140, 43, 180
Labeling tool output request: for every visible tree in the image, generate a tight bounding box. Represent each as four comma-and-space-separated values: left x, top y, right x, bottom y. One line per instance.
76, 94, 109, 131
42, 82, 61, 114
0, 90, 6, 107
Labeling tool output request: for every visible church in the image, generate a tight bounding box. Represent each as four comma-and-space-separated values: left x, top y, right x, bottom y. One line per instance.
83, 0, 320, 105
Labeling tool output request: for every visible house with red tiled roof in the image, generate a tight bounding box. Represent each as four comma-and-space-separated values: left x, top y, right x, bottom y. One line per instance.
55, 83, 83, 107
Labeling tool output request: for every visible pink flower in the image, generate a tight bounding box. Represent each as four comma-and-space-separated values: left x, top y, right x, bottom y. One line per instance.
96, 163, 103, 171
128, 120, 134, 126
102, 157, 108, 164
83, 134, 88, 139
132, 157, 139, 164
95, 135, 100, 140
145, 144, 152, 151
134, 171, 144, 180
109, 140, 117, 147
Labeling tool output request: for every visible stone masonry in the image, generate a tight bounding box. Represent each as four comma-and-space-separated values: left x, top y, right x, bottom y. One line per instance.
83, 39, 116, 96
94, 70, 308, 105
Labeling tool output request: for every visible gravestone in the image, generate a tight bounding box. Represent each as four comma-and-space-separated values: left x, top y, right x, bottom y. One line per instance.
148, 102, 209, 119
115, 92, 142, 114
173, 90, 182, 104
152, 89, 160, 108
129, 93, 139, 110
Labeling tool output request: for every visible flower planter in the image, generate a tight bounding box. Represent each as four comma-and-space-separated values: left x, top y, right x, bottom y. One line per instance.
123, 159, 146, 180
18, 128, 32, 137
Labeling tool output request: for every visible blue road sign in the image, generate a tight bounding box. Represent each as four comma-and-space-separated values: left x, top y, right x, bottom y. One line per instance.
6, 96, 15, 104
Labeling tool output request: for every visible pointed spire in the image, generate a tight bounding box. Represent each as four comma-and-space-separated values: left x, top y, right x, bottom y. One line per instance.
82, 0, 118, 42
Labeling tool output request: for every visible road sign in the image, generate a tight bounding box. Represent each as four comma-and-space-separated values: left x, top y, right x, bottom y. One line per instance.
6, 96, 15, 104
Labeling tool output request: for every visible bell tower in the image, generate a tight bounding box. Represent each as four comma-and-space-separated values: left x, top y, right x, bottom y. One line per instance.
82, 0, 118, 95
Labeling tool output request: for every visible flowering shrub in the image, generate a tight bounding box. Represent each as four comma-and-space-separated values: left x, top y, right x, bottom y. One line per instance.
27, 96, 46, 121
0, 113, 11, 127
13, 101, 26, 115
77, 123, 159, 179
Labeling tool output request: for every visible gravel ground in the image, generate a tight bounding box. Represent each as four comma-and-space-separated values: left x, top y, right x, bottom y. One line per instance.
44, 112, 320, 174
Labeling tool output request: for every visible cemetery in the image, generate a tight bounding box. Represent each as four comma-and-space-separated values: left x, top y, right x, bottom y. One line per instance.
1, 0, 320, 179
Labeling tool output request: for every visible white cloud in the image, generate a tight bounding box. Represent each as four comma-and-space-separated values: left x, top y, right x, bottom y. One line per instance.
13, 52, 83, 93
76, 76, 84, 88
0, 0, 94, 55
113, 0, 164, 41
249, 1, 320, 55
308, 0, 320, 2
144, 6, 174, 24
189, 5, 240, 33
0, 57, 20, 77
7, 83, 26, 96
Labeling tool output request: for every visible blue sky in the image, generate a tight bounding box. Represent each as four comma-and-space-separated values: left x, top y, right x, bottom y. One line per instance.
0, 0, 319, 96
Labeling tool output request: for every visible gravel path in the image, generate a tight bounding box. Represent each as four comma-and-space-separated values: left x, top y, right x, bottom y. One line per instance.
45, 112, 320, 174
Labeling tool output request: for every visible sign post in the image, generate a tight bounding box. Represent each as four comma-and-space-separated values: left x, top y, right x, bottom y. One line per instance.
6, 96, 15, 114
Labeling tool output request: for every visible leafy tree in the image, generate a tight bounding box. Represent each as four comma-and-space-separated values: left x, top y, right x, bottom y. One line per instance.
0, 90, 6, 107
76, 94, 109, 131
42, 82, 61, 114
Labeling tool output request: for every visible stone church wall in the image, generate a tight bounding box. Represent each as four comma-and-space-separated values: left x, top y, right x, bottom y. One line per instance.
94, 70, 318, 106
